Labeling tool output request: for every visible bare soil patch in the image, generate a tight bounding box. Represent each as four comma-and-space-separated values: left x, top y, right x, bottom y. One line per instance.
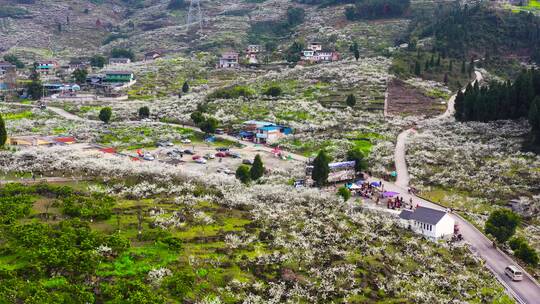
386, 79, 445, 117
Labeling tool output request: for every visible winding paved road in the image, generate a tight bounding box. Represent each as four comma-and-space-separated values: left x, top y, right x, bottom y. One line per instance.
389, 71, 540, 304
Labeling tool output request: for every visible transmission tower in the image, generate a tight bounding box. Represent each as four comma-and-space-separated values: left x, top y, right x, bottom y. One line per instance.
187, 0, 203, 31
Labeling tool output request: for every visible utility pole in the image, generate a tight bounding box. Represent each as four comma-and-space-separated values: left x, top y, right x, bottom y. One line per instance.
187, 0, 203, 31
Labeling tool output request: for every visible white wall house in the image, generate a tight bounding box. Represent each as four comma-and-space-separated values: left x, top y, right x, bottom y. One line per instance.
399, 207, 455, 240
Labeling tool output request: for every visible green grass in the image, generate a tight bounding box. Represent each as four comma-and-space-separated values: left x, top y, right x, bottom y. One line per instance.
3, 110, 34, 120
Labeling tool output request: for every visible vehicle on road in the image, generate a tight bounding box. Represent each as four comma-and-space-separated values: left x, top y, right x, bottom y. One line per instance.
242, 159, 253, 165
204, 153, 215, 160
216, 147, 229, 152
505, 265, 523, 281
183, 149, 194, 155
181, 138, 192, 144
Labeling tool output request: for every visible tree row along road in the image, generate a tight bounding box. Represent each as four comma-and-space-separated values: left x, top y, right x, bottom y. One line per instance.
390, 71, 540, 304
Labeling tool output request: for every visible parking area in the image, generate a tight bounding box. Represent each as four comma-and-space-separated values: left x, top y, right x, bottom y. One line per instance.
138, 142, 302, 175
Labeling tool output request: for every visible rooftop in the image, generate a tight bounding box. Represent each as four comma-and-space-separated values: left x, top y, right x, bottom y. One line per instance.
104, 71, 134, 75
407, 207, 448, 225
243, 120, 274, 126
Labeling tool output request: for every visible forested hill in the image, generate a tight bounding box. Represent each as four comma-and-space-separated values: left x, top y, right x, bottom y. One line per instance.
409, 3, 540, 59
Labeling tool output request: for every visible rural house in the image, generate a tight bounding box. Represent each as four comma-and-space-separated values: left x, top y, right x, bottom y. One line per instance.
104, 71, 134, 83
399, 206, 455, 240
219, 52, 239, 68
109, 57, 131, 65
242, 120, 292, 144
0, 61, 15, 77
36, 60, 59, 75
144, 51, 162, 61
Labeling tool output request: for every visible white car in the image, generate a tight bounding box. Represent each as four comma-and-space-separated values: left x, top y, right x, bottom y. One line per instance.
195, 158, 207, 164
218, 168, 234, 175
143, 153, 155, 161
141, 118, 152, 122
181, 138, 192, 144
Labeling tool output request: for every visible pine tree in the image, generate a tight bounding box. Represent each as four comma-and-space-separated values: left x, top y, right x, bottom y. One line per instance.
436, 54, 441, 66
312, 150, 330, 187
346, 94, 357, 107
461, 60, 466, 74
0, 114, 7, 147
429, 54, 435, 67
414, 61, 421, 76
529, 97, 540, 144
354, 49, 360, 61
454, 90, 465, 121
449, 60, 453, 72
250, 154, 264, 180
182, 81, 189, 93
424, 60, 429, 71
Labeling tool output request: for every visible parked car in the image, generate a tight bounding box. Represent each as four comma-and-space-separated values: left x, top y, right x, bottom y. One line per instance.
38, 103, 47, 110
216, 147, 229, 152
228, 151, 241, 158
157, 141, 173, 147
181, 138, 192, 144
215, 129, 225, 135
183, 149, 194, 155
242, 159, 253, 165
141, 118, 152, 122
204, 153, 215, 160
217, 168, 234, 175
143, 153, 155, 161
192, 155, 201, 160
195, 158, 207, 164
215, 152, 227, 158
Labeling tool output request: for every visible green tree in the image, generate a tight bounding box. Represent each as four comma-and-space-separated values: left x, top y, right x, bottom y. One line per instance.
485, 209, 520, 244
414, 60, 421, 76
346, 149, 367, 172
354, 49, 360, 61
99, 107, 112, 124
90, 55, 106, 68
182, 81, 190, 93
199, 117, 219, 134
454, 89, 465, 121
26, 67, 43, 100
311, 150, 330, 187
72, 68, 87, 84
461, 60, 466, 74
346, 94, 357, 107
528, 96, 540, 143
448, 60, 453, 72
138, 106, 150, 119
111, 48, 135, 61
236, 165, 251, 184
337, 186, 351, 201
3, 54, 25, 68
190, 111, 204, 125
515, 242, 539, 265
167, 0, 186, 10
285, 41, 304, 63
250, 154, 264, 180
286, 7, 305, 26
0, 114, 6, 147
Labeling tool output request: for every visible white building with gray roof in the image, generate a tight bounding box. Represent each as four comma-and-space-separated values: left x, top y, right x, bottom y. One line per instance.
399, 206, 455, 240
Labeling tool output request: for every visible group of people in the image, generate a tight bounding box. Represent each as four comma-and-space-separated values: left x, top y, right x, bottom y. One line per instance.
356, 181, 378, 198
387, 196, 413, 210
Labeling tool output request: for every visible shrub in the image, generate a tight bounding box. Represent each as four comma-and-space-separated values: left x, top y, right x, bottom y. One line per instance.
515, 242, 539, 266
138, 106, 150, 119
99, 107, 112, 124
264, 85, 282, 97
208, 85, 255, 99
337, 187, 351, 201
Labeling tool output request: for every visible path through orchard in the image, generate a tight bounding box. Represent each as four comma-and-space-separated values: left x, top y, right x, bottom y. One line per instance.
387, 71, 540, 304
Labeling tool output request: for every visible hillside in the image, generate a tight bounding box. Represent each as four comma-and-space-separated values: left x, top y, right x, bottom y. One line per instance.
0, 0, 407, 60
